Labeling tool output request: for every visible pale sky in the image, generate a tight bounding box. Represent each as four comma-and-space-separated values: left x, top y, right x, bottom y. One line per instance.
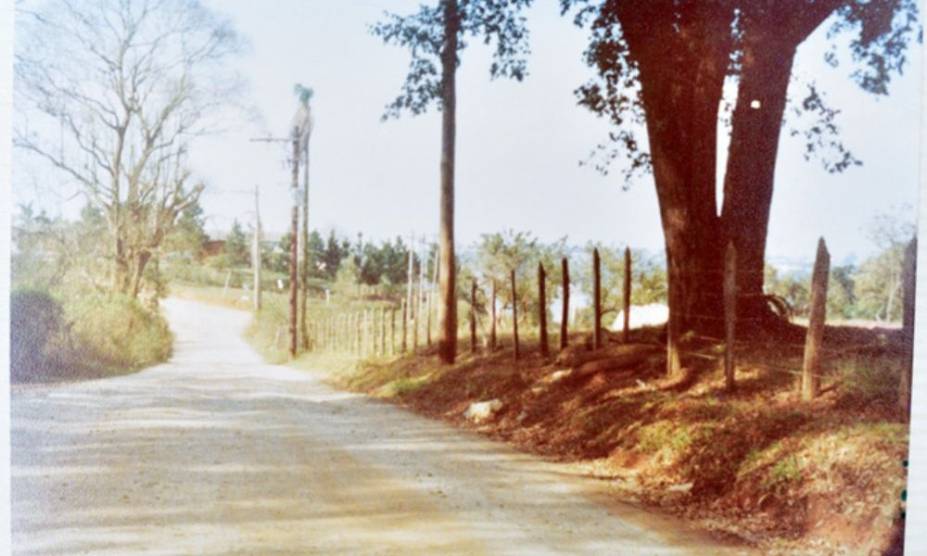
13, 0, 924, 263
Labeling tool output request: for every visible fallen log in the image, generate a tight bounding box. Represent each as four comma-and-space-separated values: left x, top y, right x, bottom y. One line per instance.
557, 343, 659, 368
573, 346, 661, 377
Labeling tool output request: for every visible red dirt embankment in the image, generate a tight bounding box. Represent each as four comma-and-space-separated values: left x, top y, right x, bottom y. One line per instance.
322, 326, 910, 555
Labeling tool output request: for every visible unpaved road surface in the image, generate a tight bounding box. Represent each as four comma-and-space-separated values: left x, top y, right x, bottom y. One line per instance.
12, 298, 750, 555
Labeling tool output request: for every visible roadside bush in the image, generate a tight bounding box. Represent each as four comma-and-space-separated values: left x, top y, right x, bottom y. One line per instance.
66, 293, 172, 371
10, 288, 65, 381
10, 290, 172, 383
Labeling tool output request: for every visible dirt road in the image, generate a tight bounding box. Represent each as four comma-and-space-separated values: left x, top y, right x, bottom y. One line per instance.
12, 298, 749, 555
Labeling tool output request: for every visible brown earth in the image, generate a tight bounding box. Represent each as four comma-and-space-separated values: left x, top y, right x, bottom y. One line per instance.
323, 324, 911, 555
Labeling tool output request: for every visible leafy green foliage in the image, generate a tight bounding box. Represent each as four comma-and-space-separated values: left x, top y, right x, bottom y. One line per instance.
563, 0, 920, 181
371, 0, 533, 119
471, 230, 566, 326
12, 205, 172, 382
764, 208, 915, 322
223, 220, 251, 268
163, 196, 209, 260
576, 243, 666, 315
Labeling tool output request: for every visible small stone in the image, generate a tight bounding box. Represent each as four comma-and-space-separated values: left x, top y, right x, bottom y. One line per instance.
464, 399, 503, 423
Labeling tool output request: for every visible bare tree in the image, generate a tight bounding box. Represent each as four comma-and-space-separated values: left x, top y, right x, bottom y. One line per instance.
14, 0, 244, 297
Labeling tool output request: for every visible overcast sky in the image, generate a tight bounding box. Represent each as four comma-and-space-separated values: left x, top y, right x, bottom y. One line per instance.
13, 0, 923, 264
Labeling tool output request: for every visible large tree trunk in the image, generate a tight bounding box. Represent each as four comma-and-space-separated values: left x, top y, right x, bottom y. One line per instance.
437, 0, 459, 364
627, 4, 732, 336
721, 31, 797, 327
718, 5, 840, 328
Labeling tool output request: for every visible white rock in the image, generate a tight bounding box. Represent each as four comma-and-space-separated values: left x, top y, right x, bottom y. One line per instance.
667, 482, 693, 493
612, 303, 669, 330
547, 369, 573, 383
464, 399, 503, 423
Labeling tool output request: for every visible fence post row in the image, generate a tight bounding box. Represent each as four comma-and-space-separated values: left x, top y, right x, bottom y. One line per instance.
801, 237, 830, 401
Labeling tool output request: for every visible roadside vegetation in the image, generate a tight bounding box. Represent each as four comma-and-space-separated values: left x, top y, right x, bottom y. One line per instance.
11, 207, 173, 383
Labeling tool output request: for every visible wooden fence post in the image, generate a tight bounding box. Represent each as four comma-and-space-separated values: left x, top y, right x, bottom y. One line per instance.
623, 247, 631, 343
381, 306, 387, 356
413, 272, 420, 353
391, 307, 397, 356
345, 313, 351, 354
356, 311, 363, 355
801, 237, 830, 400
342, 313, 348, 353
511, 269, 520, 361
490, 279, 497, 351
723, 242, 737, 392
593, 248, 602, 350
900, 237, 917, 415
368, 309, 375, 355
470, 279, 477, 353
538, 262, 549, 357
561, 257, 569, 349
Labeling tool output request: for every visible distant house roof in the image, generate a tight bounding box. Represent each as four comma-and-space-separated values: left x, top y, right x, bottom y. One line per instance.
202, 239, 225, 258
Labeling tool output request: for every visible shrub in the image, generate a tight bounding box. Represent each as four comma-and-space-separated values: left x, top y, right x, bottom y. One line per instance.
10, 288, 65, 381
66, 293, 172, 371
838, 354, 903, 403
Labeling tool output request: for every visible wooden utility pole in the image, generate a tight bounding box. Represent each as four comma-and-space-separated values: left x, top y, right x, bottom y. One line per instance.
252, 185, 262, 312
801, 237, 830, 400
561, 257, 569, 349
288, 126, 300, 357
593, 248, 602, 350
511, 269, 519, 361
538, 262, 549, 357
470, 279, 477, 353
623, 247, 631, 343
723, 242, 737, 392
300, 136, 311, 350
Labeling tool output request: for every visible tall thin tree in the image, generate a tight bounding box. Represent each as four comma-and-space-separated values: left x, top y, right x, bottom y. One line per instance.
372, 0, 533, 363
